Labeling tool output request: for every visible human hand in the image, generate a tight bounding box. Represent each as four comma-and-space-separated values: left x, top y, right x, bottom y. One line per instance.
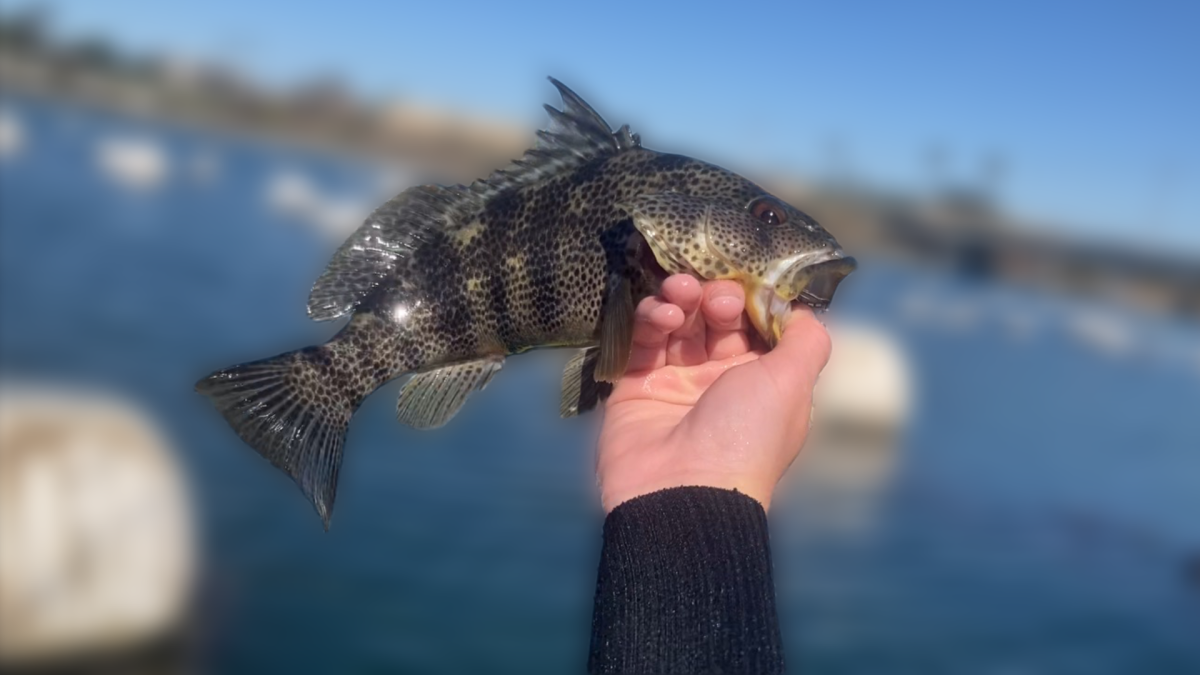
596, 274, 832, 512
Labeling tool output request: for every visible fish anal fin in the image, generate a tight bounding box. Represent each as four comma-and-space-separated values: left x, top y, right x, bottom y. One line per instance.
395, 355, 505, 429
560, 347, 613, 418
594, 277, 634, 383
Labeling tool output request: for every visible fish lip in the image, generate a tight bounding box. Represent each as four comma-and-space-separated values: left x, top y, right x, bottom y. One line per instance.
790, 254, 858, 310
748, 251, 856, 345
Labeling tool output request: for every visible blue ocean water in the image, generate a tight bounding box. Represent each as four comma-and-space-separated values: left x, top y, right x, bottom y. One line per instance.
1, 95, 1198, 674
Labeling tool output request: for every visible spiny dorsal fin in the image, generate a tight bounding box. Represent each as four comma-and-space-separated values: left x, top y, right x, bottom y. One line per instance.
470, 77, 631, 197
307, 78, 636, 321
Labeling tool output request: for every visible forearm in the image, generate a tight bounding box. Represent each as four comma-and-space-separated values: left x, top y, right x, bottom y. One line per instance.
588, 486, 785, 674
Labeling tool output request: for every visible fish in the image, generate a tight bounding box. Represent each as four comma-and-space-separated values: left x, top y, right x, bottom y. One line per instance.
196, 77, 857, 528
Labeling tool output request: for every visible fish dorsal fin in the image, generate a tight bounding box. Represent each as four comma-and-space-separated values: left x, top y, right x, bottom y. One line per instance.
308, 78, 634, 321
307, 185, 480, 321
466, 77, 631, 199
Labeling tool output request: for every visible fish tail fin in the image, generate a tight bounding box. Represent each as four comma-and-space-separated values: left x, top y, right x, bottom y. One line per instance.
196, 344, 361, 529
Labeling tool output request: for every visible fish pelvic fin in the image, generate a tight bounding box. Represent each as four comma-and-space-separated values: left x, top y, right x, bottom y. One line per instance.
196, 346, 362, 529
560, 347, 612, 418
396, 355, 505, 429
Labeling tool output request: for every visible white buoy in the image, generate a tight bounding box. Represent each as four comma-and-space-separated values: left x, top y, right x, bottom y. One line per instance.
1066, 309, 1135, 357
311, 199, 368, 239
788, 321, 912, 527
0, 108, 23, 160
95, 136, 169, 191
265, 169, 317, 216
813, 322, 914, 438
0, 386, 196, 665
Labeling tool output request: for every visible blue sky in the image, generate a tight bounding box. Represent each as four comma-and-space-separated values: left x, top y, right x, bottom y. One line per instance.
11, 0, 1200, 250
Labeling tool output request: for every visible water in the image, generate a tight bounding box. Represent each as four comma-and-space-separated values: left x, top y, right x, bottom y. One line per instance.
2, 96, 1198, 674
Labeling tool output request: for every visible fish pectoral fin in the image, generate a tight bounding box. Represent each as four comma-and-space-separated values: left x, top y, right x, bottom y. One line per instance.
395, 355, 505, 429
560, 347, 613, 418
594, 277, 634, 383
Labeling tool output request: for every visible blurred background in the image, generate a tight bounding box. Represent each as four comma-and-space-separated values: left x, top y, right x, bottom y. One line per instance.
1, 1, 1198, 673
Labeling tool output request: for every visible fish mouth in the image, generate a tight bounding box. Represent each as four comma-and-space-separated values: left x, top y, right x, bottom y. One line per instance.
747, 253, 857, 346
792, 256, 858, 311
637, 231, 856, 347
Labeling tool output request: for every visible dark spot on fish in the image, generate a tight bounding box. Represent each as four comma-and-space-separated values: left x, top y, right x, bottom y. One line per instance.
571, 158, 606, 184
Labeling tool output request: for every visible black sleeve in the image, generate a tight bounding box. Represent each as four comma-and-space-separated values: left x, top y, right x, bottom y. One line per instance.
588, 486, 786, 674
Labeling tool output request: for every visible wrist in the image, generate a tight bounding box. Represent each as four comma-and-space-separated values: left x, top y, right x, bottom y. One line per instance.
601, 471, 773, 513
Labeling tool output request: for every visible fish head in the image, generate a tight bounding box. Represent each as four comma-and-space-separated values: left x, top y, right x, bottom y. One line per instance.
621, 192, 856, 346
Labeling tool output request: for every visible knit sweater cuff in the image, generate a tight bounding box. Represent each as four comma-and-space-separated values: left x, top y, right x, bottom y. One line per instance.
588, 486, 785, 674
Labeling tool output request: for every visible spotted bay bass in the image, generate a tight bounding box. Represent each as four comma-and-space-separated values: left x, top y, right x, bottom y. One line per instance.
197, 78, 856, 527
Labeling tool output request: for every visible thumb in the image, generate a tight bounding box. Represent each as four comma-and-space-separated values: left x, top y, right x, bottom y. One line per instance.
755, 306, 832, 401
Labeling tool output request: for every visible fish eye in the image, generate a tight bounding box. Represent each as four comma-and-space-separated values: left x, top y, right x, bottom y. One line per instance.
750, 199, 787, 226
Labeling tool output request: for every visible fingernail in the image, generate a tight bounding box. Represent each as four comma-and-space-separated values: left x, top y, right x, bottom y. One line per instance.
710, 296, 740, 313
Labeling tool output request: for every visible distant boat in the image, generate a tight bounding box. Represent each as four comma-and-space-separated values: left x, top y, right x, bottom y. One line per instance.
95, 136, 169, 190
0, 108, 23, 159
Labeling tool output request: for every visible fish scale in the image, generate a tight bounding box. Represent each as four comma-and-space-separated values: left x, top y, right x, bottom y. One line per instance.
197, 77, 856, 528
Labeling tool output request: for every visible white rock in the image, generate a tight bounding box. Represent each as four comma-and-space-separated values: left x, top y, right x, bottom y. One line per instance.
0, 386, 195, 663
